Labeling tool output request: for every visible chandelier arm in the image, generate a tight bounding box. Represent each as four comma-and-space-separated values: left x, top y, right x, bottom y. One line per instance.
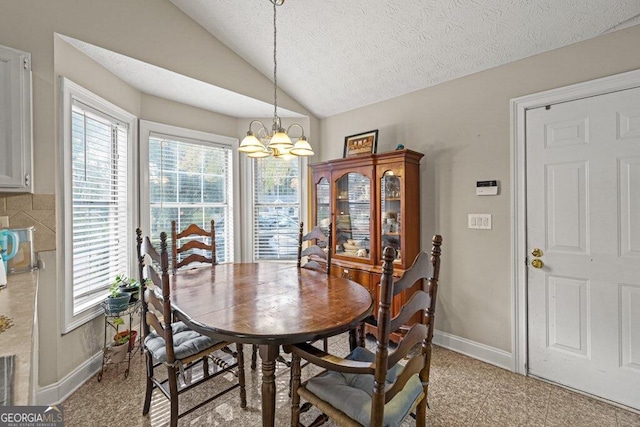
285, 123, 306, 138
248, 119, 269, 135
255, 126, 270, 140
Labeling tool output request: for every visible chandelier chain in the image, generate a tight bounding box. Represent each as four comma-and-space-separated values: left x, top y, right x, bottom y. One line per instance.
273, 0, 278, 125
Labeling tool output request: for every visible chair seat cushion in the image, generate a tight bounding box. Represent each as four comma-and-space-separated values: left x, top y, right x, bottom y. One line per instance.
144, 321, 221, 363
305, 347, 423, 427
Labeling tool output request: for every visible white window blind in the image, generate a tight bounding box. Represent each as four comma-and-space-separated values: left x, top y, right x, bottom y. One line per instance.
253, 156, 301, 260
148, 134, 234, 263
70, 100, 129, 315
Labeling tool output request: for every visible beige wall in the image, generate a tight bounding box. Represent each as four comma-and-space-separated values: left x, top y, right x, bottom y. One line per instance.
3, 0, 638, 393
321, 24, 640, 352
0, 0, 315, 391
0, 0, 313, 194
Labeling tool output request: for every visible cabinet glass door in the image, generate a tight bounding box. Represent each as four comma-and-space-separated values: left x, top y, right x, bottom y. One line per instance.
316, 177, 330, 233
381, 172, 402, 262
335, 173, 371, 259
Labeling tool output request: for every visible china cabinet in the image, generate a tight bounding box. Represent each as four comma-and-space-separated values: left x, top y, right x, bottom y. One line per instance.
309, 149, 424, 339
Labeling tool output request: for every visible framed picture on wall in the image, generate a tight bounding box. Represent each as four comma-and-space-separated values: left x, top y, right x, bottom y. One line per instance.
343, 130, 378, 158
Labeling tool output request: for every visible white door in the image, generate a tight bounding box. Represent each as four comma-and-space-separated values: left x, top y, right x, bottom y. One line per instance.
526, 86, 640, 410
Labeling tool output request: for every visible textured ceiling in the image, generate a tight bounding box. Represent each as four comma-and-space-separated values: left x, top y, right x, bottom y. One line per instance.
170, 0, 640, 118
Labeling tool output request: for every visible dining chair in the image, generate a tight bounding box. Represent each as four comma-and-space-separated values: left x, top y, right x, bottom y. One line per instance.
171, 220, 216, 274
251, 222, 333, 371
298, 222, 332, 274
136, 229, 246, 427
172, 220, 237, 356
286, 235, 443, 427
297, 222, 332, 358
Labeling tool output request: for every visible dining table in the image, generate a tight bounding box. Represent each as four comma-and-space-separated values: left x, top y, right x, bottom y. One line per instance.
167, 262, 374, 427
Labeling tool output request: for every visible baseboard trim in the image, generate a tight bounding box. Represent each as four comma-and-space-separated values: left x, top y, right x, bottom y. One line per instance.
35, 351, 103, 405
433, 330, 513, 371
35, 332, 512, 404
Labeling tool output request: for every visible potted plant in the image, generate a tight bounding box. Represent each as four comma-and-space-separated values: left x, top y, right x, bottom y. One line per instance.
114, 274, 141, 301
112, 316, 138, 353
106, 317, 131, 363
105, 280, 131, 314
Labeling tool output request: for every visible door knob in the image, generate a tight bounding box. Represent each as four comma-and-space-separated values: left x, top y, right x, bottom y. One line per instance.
531, 259, 544, 269
531, 248, 544, 257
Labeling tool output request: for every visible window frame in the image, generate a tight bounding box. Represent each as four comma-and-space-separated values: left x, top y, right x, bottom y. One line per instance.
240, 153, 309, 262
139, 120, 240, 262
60, 77, 138, 333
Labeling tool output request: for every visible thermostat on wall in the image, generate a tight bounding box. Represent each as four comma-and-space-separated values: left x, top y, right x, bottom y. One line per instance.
476, 180, 498, 196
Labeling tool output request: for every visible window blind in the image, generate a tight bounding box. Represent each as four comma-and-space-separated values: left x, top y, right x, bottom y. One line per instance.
148, 134, 234, 264
252, 156, 301, 260
71, 101, 129, 315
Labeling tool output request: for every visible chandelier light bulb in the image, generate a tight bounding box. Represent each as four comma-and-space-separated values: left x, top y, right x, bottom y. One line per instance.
239, 132, 266, 153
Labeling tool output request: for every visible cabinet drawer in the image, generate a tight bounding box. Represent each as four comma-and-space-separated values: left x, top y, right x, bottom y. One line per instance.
370, 272, 404, 318
332, 266, 371, 290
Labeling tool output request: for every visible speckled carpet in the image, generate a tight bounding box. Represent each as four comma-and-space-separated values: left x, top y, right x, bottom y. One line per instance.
62, 333, 640, 426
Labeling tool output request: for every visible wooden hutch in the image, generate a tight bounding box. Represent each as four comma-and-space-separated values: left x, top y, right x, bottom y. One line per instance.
309, 149, 424, 338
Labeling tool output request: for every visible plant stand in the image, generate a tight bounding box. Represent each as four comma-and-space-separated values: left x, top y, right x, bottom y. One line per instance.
97, 299, 141, 382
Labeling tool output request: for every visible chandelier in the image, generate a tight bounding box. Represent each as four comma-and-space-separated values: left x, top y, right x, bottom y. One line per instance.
238, 0, 314, 159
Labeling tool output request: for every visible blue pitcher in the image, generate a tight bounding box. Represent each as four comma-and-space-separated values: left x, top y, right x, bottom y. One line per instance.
0, 229, 19, 271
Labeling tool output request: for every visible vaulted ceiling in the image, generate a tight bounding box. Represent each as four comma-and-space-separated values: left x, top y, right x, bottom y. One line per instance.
169, 0, 640, 118
66, 1, 640, 120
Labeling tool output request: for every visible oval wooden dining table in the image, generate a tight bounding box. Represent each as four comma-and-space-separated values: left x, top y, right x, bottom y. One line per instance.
167, 262, 373, 427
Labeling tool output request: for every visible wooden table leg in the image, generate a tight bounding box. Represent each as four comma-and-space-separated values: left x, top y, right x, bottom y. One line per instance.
349, 328, 358, 351
259, 344, 279, 427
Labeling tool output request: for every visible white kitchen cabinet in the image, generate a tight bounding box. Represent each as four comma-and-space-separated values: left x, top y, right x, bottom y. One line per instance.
0, 44, 33, 193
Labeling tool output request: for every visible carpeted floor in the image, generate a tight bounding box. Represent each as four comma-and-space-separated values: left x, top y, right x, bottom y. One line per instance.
0, 354, 15, 406
62, 333, 640, 426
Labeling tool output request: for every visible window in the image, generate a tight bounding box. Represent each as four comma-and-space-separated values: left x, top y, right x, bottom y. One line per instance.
140, 122, 238, 264
61, 78, 137, 333
252, 156, 302, 261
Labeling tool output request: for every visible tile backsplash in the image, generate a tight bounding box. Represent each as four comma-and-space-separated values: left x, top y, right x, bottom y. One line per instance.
0, 193, 55, 252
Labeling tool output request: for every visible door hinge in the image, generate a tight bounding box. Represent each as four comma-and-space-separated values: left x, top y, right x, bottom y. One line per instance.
25, 173, 30, 187
23, 57, 30, 70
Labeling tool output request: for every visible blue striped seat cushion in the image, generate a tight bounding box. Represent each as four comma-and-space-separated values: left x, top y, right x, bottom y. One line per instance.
144, 321, 221, 362
305, 347, 423, 427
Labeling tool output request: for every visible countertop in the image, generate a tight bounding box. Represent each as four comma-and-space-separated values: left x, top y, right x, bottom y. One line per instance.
0, 270, 38, 405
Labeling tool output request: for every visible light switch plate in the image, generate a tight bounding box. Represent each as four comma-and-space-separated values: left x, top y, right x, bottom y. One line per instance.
468, 214, 492, 230
0, 216, 9, 228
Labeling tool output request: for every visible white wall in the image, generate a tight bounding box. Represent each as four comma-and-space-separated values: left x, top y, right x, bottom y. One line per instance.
321, 24, 640, 353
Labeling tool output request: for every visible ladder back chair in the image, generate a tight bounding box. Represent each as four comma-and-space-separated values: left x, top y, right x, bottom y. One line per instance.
298, 222, 332, 274
298, 221, 332, 356
171, 220, 216, 274
136, 229, 246, 427
286, 235, 443, 427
